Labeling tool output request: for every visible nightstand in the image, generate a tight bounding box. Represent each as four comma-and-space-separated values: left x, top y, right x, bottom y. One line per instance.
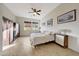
54, 33, 68, 48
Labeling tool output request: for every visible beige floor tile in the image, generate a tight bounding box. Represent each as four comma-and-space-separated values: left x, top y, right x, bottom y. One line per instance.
0, 37, 79, 56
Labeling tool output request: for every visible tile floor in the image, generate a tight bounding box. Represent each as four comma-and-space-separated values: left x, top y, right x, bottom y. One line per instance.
0, 37, 79, 56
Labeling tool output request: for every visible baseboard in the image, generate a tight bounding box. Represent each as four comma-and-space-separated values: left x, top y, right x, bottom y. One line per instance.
68, 47, 79, 53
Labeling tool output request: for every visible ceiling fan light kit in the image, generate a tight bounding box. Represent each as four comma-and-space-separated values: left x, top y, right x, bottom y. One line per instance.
33, 13, 36, 16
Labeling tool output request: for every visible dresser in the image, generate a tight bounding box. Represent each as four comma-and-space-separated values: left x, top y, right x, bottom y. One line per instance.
54, 33, 68, 48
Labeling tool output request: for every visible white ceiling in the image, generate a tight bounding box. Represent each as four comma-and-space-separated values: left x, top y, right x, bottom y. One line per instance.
4, 3, 60, 20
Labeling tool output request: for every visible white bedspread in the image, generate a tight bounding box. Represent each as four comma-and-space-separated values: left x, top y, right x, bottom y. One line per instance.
30, 32, 54, 46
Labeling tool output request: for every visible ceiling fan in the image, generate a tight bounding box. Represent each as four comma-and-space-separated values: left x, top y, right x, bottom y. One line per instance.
29, 8, 41, 16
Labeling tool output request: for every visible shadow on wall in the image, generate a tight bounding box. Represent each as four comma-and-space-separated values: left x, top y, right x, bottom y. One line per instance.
58, 29, 72, 34
68, 35, 79, 52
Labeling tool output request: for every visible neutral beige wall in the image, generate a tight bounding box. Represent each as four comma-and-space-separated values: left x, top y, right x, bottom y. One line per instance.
43, 3, 79, 33
0, 4, 3, 51
42, 3, 79, 52
16, 16, 40, 36
16, 16, 32, 36
0, 4, 16, 51
1, 4, 16, 22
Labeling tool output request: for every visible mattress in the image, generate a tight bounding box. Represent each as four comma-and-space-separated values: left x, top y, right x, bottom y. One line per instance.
30, 32, 54, 46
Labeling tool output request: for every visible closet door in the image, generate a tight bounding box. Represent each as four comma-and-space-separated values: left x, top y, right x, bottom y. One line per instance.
2, 19, 9, 47
2, 17, 14, 47
9, 21, 13, 44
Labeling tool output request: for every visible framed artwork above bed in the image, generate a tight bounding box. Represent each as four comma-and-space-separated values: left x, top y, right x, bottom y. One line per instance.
57, 9, 76, 24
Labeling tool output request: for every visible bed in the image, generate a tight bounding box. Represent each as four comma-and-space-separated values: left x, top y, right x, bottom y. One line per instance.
30, 32, 54, 47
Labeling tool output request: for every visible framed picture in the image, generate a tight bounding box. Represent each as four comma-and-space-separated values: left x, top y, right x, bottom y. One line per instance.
47, 18, 53, 26
57, 9, 76, 24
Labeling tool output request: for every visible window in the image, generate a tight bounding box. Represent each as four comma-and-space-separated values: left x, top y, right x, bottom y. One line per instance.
24, 21, 31, 31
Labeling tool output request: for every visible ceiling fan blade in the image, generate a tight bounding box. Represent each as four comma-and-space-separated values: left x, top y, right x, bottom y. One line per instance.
30, 8, 41, 15
31, 8, 36, 12
31, 8, 34, 10
37, 10, 41, 12
28, 12, 34, 13
36, 12, 40, 15
34, 9, 36, 12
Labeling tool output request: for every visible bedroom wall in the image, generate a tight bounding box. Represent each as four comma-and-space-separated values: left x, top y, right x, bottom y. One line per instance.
0, 4, 16, 51
40, 18, 53, 33
16, 16, 39, 36
1, 4, 16, 22
0, 17, 2, 51
42, 3, 79, 52
16, 16, 31, 36
0, 4, 3, 51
